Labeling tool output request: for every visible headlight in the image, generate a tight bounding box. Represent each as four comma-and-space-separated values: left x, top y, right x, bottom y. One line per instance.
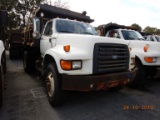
144, 57, 157, 63
60, 60, 82, 70
72, 61, 82, 69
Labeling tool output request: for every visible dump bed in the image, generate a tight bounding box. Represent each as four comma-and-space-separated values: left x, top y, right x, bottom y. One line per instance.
36, 4, 94, 23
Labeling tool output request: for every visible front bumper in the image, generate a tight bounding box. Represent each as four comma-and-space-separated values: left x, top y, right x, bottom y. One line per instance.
62, 68, 138, 91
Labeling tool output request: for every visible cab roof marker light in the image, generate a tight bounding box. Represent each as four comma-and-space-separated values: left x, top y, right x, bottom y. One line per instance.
64, 45, 70, 52
144, 44, 149, 52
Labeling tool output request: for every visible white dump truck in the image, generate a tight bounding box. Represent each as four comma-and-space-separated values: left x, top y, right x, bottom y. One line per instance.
97, 23, 160, 87
17, 4, 137, 106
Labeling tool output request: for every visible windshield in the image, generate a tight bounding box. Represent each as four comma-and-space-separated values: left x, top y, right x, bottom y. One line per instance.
155, 36, 160, 42
55, 19, 98, 35
121, 30, 144, 40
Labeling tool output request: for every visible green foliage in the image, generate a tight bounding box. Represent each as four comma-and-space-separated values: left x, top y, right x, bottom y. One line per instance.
131, 23, 142, 32
53, 0, 70, 9
1, 0, 44, 29
143, 26, 160, 34
0, 0, 69, 29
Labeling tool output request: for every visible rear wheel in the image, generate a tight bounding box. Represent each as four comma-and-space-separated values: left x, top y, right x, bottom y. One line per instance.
127, 61, 146, 88
44, 63, 64, 106
23, 51, 36, 73
9, 44, 20, 59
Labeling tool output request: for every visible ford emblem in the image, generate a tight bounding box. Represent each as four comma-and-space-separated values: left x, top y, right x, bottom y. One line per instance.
112, 55, 118, 60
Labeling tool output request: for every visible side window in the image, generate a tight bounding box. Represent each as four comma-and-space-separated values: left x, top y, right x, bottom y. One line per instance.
151, 37, 154, 41
108, 30, 120, 38
44, 21, 53, 36
146, 36, 150, 41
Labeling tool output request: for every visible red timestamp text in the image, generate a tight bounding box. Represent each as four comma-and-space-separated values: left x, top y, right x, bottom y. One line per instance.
123, 105, 154, 110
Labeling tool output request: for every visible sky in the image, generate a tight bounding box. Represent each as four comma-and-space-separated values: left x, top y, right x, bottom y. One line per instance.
51, 0, 160, 29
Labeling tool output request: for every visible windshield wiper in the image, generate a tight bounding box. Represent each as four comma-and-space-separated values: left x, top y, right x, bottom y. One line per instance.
58, 30, 74, 33
137, 38, 145, 40
81, 32, 94, 35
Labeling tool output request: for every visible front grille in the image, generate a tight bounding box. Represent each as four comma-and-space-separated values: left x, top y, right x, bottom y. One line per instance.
93, 43, 129, 74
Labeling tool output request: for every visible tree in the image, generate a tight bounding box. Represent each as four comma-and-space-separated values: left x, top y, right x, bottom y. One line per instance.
15, 0, 43, 27
52, 0, 70, 9
1, 0, 69, 29
131, 23, 142, 32
143, 26, 157, 34
1, 0, 44, 29
156, 29, 160, 35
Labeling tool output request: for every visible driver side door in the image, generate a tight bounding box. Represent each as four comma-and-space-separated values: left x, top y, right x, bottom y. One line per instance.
40, 21, 55, 56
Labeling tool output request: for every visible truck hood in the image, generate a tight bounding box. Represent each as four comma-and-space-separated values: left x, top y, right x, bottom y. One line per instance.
128, 40, 160, 52
51, 34, 129, 59
56, 34, 128, 47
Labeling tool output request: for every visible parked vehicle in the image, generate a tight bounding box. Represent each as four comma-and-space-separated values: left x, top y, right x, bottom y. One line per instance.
9, 30, 24, 59
97, 23, 160, 87
0, 10, 7, 107
12, 4, 137, 106
145, 35, 160, 42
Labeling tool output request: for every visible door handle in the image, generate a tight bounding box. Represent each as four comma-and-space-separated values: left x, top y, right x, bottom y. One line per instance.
49, 38, 52, 42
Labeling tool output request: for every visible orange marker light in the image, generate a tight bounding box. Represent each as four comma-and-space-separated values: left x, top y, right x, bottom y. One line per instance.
60, 60, 72, 70
144, 45, 148, 52
144, 57, 153, 63
130, 48, 132, 51
64, 45, 70, 52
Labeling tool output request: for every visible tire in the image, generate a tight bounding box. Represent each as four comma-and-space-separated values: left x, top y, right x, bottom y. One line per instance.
0, 65, 4, 107
23, 51, 36, 73
44, 63, 64, 107
145, 66, 157, 78
2, 51, 6, 74
127, 61, 146, 88
9, 44, 17, 60
9, 44, 22, 60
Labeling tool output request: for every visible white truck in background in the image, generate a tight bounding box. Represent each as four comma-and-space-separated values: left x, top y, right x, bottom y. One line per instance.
0, 10, 7, 107
145, 35, 160, 42
97, 23, 160, 87
19, 4, 137, 106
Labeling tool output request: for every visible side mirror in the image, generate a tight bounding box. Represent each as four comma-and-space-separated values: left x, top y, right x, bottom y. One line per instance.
32, 31, 41, 39
33, 18, 41, 39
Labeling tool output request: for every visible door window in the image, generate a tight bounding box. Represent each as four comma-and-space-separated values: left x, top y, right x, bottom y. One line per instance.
44, 21, 53, 36
107, 30, 120, 38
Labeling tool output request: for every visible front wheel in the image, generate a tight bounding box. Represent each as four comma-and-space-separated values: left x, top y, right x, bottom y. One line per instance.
145, 66, 157, 78
44, 63, 65, 107
23, 51, 36, 73
127, 61, 146, 88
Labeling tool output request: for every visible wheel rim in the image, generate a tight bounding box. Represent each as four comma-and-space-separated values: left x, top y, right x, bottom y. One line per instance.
45, 72, 55, 97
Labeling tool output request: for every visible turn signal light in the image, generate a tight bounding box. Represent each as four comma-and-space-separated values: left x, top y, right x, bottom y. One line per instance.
144, 57, 157, 63
64, 45, 70, 52
60, 60, 72, 70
